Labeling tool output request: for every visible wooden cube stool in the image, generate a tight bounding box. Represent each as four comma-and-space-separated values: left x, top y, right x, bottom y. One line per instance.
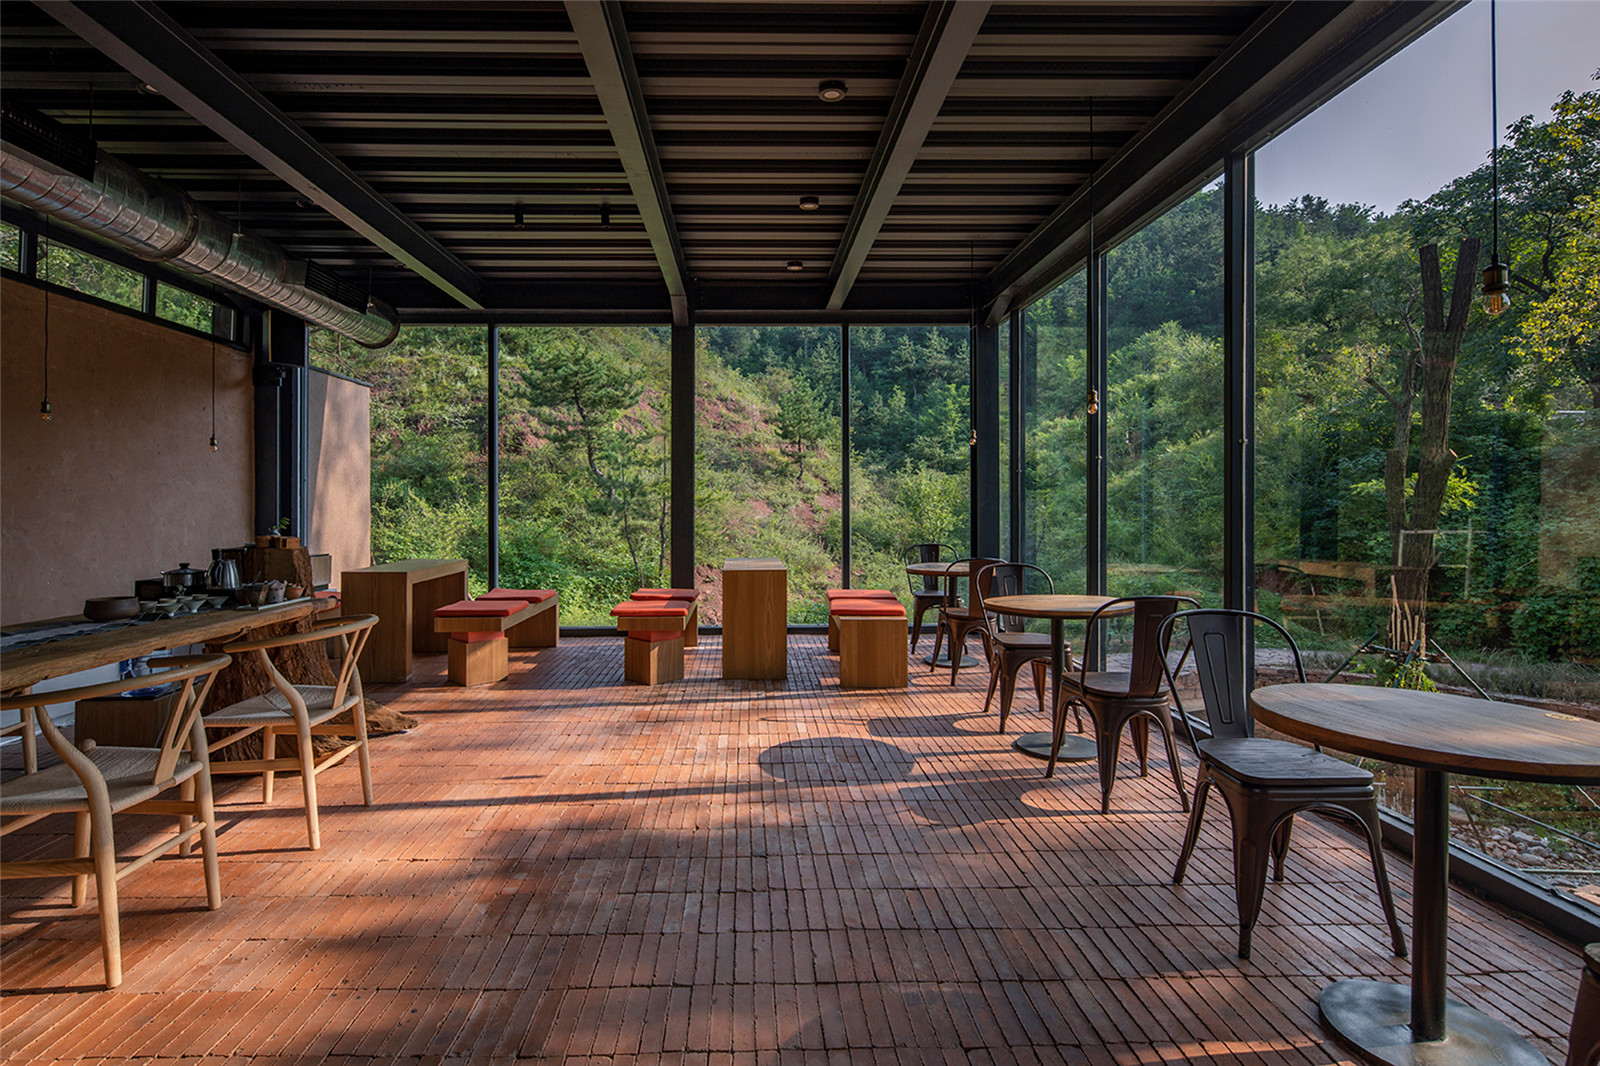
836, 606, 909, 688
630, 588, 701, 647
824, 589, 900, 651
476, 587, 559, 647
433, 598, 537, 686
610, 601, 692, 684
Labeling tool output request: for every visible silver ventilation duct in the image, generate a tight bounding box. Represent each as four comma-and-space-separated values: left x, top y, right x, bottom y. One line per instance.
1, 134, 400, 348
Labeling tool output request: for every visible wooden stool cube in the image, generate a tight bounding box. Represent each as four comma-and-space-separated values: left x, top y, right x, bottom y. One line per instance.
448, 631, 509, 686
434, 597, 538, 686
839, 612, 909, 688
624, 631, 686, 685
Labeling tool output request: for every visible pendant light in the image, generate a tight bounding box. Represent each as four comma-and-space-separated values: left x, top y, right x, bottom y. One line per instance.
1481, 0, 1511, 316
1085, 97, 1101, 417
208, 292, 219, 452
39, 223, 52, 422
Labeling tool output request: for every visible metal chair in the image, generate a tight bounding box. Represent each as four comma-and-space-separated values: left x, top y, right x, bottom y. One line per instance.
928, 557, 1002, 685
904, 543, 957, 652
1161, 607, 1407, 961
1049, 596, 1196, 815
204, 614, 378, 850
972, 562, 1053, 732
0, 654, 232, 988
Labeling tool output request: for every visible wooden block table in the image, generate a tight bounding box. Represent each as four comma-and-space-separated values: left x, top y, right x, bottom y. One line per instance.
341, 559, 468, 682
721, 558, 786, 680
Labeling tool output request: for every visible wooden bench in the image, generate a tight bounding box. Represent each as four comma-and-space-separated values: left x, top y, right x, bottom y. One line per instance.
829, 596, 908, 688
432, 598, 538, 686
630, 588, 701, 648
610, 600, 692, 685
824, 588, 899, 652
476, 588, 559, 647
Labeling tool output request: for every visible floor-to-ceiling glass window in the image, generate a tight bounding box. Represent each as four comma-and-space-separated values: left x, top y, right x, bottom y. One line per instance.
1022, 273, 1088, 587
696, 326, 843, 624
311, 325, 491, 590
849, 325, 971, 606
497, 326, 670, 624
1103, 182, 1225, 602
1252, 2, 1598, 906
998, 317, 1011, 556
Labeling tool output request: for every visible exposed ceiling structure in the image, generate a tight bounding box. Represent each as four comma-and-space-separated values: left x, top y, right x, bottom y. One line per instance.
2, 1, 1453, 327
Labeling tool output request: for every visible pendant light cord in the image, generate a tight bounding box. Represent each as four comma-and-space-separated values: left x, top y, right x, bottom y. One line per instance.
1490, 0, 1499, 260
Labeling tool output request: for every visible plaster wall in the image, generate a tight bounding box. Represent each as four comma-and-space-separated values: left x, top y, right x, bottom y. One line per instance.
1, 278, 253, 625
307, 369, 372, 580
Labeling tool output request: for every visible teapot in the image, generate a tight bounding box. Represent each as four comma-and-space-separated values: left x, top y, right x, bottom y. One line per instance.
163, 562, 207, 593
207, 550, 241, 590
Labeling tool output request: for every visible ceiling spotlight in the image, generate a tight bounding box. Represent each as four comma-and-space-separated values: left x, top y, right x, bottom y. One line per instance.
514, 205, 526, 230
817, 80, 848, 103
135, 80, 162, 96
798, 196, 820, 211
600, 203, 611, 230
786, 260, 804, 271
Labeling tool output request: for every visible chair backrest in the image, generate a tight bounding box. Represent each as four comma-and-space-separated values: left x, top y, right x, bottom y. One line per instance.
223, 613, 379, 714
0, 654, 232, 788
974, 562, 1053, 634
1158, 608, 1306, 739
905, 542, 956, 594
944, 557, 1003, 613
1078, 595, 1197, 697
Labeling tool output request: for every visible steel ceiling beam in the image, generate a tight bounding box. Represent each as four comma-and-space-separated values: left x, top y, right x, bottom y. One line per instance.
826, 0, 990, 311
565, 0, 691, 325
982, 0, 1459, 325
38, 0, 485, 310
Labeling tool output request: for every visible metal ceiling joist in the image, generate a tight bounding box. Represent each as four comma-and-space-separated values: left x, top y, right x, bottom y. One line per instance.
982, 0, 1459, 325
38, 0, 485, 310
565, 0, 691, 325
826, 0, 990, 311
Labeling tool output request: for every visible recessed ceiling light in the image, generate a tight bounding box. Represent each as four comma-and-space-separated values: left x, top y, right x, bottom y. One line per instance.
135, 80, 162, 96
786, 260, 804, 271
817, 80, 848, 103
798, 196, 820, 211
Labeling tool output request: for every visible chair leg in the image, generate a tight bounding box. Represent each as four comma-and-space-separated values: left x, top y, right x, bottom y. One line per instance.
20, 707, 37, 774
262, 727, 277, 803
1095, 707, 1126, 815
1155, 708, 1189, 813
1030, 660, 1047, 717
928, 616, 945, 673
910, 602, 929, 653
353, 710, 374, 808
196, 771, 222, 912
984, 661, 1003, 722
177, 777, 195, 857
1351, 801, 1407, 957
1132, 717, 1150, 777
1271, 817, 1294, 882
1173, 772, 1211, 885
297, 723, 322, 851
88, 796, 122, 988
72, 811, 90, 906
1222, 789, 1280, 961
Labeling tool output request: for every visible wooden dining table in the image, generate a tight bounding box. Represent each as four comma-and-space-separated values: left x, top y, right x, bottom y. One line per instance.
904, 560, 978, 668
1250, 682, 1600, 1066
982, 594, 1129, 764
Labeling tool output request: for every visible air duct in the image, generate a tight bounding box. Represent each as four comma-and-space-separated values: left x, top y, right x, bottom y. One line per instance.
1, 107, 400, 348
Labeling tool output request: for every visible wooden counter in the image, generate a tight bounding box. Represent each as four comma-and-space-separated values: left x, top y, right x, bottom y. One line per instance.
340, 559, 468, 682
721, 558, 786, 680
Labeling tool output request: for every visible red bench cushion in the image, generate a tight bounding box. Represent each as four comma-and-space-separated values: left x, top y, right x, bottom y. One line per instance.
435, 598, 528, 617
631, 588, 700, 600
829, 598, 906, 617
824, 588, 898, 600
479, 588, 557, 603
610, 601, 690, 618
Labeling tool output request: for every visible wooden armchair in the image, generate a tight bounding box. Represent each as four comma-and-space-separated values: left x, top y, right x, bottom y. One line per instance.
204, 614, 378, 850
1, 654, 232, 988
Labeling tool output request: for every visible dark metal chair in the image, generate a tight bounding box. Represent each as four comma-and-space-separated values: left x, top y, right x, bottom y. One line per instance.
1161, 607, 1407, 961
904, 543, 957, 652
972, 562, 1053, 732
928, 557, 1003, 685
1568, 943, 1600, 1066
1049, 596, 1196, 815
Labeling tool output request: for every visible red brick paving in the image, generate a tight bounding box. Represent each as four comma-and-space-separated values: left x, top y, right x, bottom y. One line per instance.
1, 634, 1584, 1064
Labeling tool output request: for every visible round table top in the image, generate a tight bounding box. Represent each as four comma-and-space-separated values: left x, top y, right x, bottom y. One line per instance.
1250, 682, 1600, 784
982, 594, 1129, 620
905, 561, 971, 578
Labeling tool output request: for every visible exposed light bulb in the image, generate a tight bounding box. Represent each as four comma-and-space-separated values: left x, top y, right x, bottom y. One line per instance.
1481, 262, 1511, 316
209, 434, 219, 452
1086, 389, 1100, 416
40, 399, 51, 422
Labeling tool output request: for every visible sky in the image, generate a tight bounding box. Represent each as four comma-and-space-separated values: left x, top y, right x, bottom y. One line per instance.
1254, 0, 1598, 213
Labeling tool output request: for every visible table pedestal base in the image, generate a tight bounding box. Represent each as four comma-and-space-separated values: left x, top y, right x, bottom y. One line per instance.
1318, 980, 1547, 1066
923, 652, 978, 668
1013, 731, 1096, 762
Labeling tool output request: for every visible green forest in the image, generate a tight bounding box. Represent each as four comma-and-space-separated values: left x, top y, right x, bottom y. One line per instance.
308, 79, 1598, 666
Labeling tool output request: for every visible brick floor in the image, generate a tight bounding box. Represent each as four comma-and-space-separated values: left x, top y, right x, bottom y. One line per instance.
1, 634, 1586, 1064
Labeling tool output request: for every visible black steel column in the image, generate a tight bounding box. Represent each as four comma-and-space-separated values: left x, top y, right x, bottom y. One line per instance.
840, 325, 852, 587
487, 325, 501, 590
1009, 309, 1026, 562
1019, 307, 1037, 566
1223, 149, 1256, 613
670, 321, 695, 590
972, 321, 1001, 558
255, 309, 308, 539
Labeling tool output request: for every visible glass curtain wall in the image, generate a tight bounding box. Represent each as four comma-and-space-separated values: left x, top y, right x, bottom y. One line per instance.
310, 325, 491, 590
1251, 14, 1599, 907
1103, 182, 1225, 602
1022, 272, 1088, 587
849, 325, 971, 607
696, 326, 843, 624
497, 326, 671, 625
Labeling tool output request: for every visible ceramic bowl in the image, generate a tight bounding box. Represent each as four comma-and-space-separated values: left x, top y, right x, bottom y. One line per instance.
84, 596, 140, 621
138, 599, 158, 614
206, 595, 229, 609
